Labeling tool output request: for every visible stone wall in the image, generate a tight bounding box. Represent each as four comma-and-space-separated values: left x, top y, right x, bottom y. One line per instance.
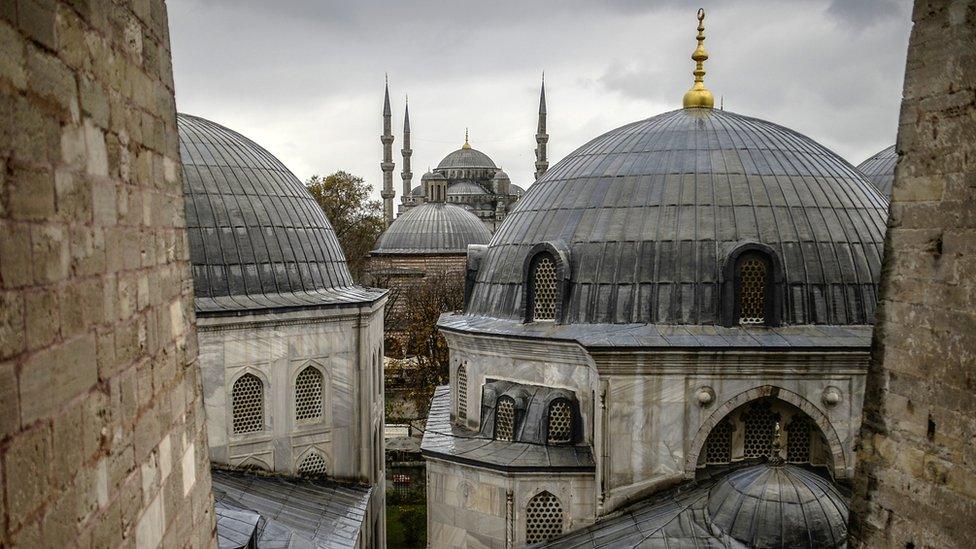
0, 1, 215, 546
849, 1, 976, 547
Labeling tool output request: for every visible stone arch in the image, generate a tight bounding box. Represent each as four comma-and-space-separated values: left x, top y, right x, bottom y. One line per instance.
295, 446, 331, 475
685, 385, 847, 479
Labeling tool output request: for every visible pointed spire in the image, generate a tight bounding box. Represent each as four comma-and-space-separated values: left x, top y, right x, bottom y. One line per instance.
682, 8, 714, 109
462, 128, 471, 149
403, 96, 410, 132
539, 71, 547, 115
383, 74, 392, 116
400, 97, 412, 204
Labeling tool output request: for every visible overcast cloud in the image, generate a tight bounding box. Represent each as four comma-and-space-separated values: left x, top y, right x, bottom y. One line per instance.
168, 0, 913, 201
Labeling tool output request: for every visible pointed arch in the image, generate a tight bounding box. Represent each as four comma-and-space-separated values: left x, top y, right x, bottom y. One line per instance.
685, 385, 847, 479
231, 372, 264, 434
525, 491, 563, 544
296, 448, 330, 476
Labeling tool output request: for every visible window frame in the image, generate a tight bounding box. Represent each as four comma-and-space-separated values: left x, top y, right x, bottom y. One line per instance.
524, 490, 565, 544
494, 396, 518, 441
230, 370, 267, 436
545, 398, 575, 445
721, 243, 783, 327
522, 242, 571, 323
294, 364, 325, 424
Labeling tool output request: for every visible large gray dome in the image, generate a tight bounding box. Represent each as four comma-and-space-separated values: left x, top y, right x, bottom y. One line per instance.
372, 202, 490, 255
857, 145, 896, 199
436, 146, 497, 170
465, 108, 888, 325
179, 113, 381, 313
707, 464, 849, 548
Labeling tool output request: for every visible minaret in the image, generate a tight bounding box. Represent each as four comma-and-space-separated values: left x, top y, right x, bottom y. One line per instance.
380, 76, 395, 225
400, 97, 412, 211
534, 74, 549, 180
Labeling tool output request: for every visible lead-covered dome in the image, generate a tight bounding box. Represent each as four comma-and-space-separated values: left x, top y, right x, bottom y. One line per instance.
707, 463, 849, 548
857, 145, 896, 199
178, 113, 381, 313
372, 202, 490, 255
436, 146, 497, 170
465, 108, 888, 325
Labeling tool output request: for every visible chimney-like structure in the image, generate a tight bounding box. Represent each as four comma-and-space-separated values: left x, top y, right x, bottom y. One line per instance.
380, 77, 395, 225
400, 98, 413, 210
534, 75, 549, 180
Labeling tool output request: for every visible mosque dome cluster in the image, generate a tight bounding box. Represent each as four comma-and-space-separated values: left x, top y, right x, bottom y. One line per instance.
464, 107, 889, 326
436, 145, 497, 170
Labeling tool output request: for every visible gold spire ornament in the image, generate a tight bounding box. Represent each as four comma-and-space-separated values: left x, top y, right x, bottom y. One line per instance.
462, 128, 471, 149
682, 8, 715, 109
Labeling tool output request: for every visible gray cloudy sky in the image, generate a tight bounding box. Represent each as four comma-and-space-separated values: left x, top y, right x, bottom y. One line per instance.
168, 0, 913, 202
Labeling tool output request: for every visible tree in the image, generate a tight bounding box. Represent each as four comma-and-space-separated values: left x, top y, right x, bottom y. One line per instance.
306, 171, 385, 282
383, 270, 465, 418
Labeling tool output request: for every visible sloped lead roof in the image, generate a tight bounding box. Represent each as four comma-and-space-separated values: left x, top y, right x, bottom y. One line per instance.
373, 202, 490, 255
857, 144, 896, 199
178, 114, 383, 313
538, 462, 848, 548
466, 108, 888, 325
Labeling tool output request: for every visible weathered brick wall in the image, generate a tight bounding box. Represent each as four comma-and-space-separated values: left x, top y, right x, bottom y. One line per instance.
0, 1, 215, 546
850, 1, 976, 547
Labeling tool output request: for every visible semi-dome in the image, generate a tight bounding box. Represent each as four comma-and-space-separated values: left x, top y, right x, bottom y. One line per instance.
465, 108, 888, 325
178, 113, 381, 313
707, 463, 849, 548
447, 181, 488, 196
857, 145, 896, 199
436, 146, 497, 170
372, 203, 490, 255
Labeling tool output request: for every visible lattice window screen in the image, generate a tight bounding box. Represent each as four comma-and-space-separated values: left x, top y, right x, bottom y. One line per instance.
295, 367, 323, 421
532, 256, 557, 320
298, 452, 328, 475
704, 421, 733, 464
457, 365, 467, 421
496, 398, 516, 441
786, 416, 813, 463
525, 491, 563, 544
232, 373, 264, 434
742, 403, 778, 459
738, 256, 768, 324
547, 401, 572, 444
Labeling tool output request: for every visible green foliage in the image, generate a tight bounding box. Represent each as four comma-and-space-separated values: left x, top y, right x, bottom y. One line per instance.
386, 504, 427, 548
306, 171, 385, 282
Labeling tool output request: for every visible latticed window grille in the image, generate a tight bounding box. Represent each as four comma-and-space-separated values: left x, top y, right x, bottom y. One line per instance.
298, 452, 328, 475
495, 397, 516, 441
704, 421, 733, 464
232, 373, 264, 434
457, 365, 467, 421
742, 403, 778, 459
295, 367, 323, 422
547, 400, 572, 444
786, 416, 812, 463
531, 255, 557, 321
738, 256, 768, 324
525, 491, 563, 544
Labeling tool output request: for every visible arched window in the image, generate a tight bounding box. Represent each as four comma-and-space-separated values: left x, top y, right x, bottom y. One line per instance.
736, 254, 769, 324
232, 373, 264, 434
742, 402, 779, 459
295, 366, 323, 422
495, 397, 516, 441
704, 420, 733, 464
525, 491, 563, 544
546, 400, 572, 444
786, 415, 812, 463
456, 365, 467, 421
297, 451, 328, 475
530, 255, 557, 321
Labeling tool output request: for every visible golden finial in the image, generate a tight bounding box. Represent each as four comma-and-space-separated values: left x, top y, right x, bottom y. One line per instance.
462, 128, 471, 149
682, 8, 714, 109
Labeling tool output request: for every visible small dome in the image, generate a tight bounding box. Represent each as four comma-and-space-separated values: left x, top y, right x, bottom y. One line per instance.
466, 108, 888, 325
857, 145, 896, 199
707, 464, 849, 548
411, 184, 425, 197
422, 171, 447, 182
373, 203, 490, 255
447, 181, 488, 196
492, 169, 511, 181
179, 113, 378, 313
436, 147, 497, 170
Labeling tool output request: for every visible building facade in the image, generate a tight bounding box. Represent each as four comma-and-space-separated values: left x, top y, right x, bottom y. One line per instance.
422, 10, 889, 548
178, 114, 388, 547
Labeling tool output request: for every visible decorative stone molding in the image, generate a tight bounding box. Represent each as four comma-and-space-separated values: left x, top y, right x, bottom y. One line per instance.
822, 386, 842, 407
696, 386, 715, 407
